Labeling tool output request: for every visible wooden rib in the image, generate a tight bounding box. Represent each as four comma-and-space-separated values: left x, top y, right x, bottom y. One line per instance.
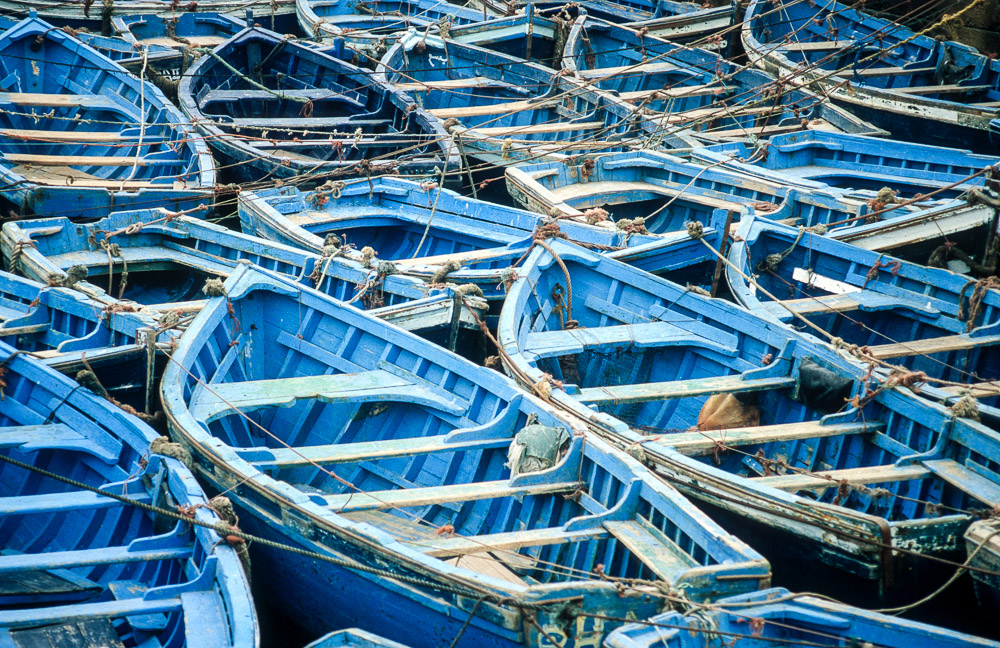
753, 464, 931, 491
663, 420, 885, 456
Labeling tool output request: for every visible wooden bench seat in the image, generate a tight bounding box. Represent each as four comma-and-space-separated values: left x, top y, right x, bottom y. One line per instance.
662, 420, 885, 456
429, 99, 556, 119
323, 479, 583, 513
924, 459, 1000, 505
705, 121, 835, 139
394, 77, 521, 92
852, 66, 935, 78
0, 543, 191, 575
763, 290, 939, 318
466, 121, 605, 137
0, 489, 151, 516
3, 153, 183, 167
522, 321, 718, 360
893, 84, 991, 95
605, 518, 696, 580
0, 596, 183, 629
548, 180, 743, 212
617, 84, 725, 102
199, 88, 364, 106
222, 117, 390, 130
662, 105, 774, 124
192, 369, 464, 422
753, 463, 930, 491
0, 128, 166, 143
577, 374, 797, 405
868, 333, 1000, 360
576, 61, 680, 79
0, 93, 121, 110
776, 40, 855, 52
413, 525, 609, 558
0, 423, 120, 463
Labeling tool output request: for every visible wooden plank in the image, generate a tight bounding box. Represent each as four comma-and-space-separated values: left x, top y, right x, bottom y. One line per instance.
414, 525, 608, 558
0, 423, 120, 463
868, 334, 1000, 360
577, 374, 796, 405
523, 321, 701, 359
661, 105, 773, 125
6, 618, 126, 647
576, 61, 680, 79
323, 480, 583, 513
548, 180, 741, 211
3, 153, 177, 167
10, 165, 166, 189
704, 122, 819, 139
664, 420, 885, 456
466, 121, 604, 136
604, 518, 696, 580
924, 459, 1000, 505
753, 464, 931, 491
143, 35, 226, 47
0, 490, 150, 516
0, 93, 118, 109
394, 77, 510, 92
237, 432, 510, 468
939, 381, 1000, 398
852, 66, 935, 78
0, 597, 183, 629
776, 40, 855, 52
893, 84, 991, 95
0, 544, 190, 574
618, 84, 723, 102
191, 370, 415, 421
447, 553, 524, 585
429, 99, 555, 119
0, 128, 154, 143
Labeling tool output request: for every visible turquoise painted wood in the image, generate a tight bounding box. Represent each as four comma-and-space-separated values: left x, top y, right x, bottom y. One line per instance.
0, 339, 256, 647
0, 13, 215, 219
498, 237, 1000, 602
605, 588, 1000, 647
160, 263, 769, 647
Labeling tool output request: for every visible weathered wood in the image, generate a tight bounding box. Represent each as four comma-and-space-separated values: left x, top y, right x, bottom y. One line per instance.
429, 99, 556, 119
0, 490, 151, 516
618, 84, 723, 102
663, 420, 885, 456
661, 105, 774, 124
868, 334, 1000, 359
237, 432, 510, 468
924, 459, 1000, 505
705, 121, 835, 138
323, 480, 583, 513
11, 165, 166, 189
548, 180, 741, 211
576, 61, 680, 79
3, 153, 173, 167
0, 597, 183, 629
467, 121, 605, 136
0, 93, 119, 109
0, 544, 191, 574
0, 128, 153, 143
578, 374, 796, 405
852, 66, 936, 78
605, 518, 697, 580
776, 40, 855, 52
394, 77, 512, 92
893, 84, 991, 95
415, 526, 608, 558
754, 464, 931, 491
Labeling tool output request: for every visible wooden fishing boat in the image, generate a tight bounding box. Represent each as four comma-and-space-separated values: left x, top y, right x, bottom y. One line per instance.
0, 208, 486, 336
0, 13, 215, 219
299, 0, 484, 39
0, 338, 257, 648
0, 0, 293, 23
378, 32, 647, 166
605, 587, 1000, 647
237, 176, 724, 302
562, 18, 884, 145
113, 12, 246, 53
742, 0, 1000, 154
446, 8, 566, 68
0, 269, 178, 408
160, 262, 770, 647
728, 212, 1000, 385
497, 237, 1000, 603
178, 23, 456, 183
505, 150, 914, 234
966, 519, 1000, 611
306, 629, 410, 648
691, 131, 999, 202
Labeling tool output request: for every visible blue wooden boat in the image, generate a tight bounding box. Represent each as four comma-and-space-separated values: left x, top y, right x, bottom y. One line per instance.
0, 208, 484, 336
966, 519, 1000, 612
605, 587, 1000, 647
160, 262, 770, 647
505, 150, 917, 234
742, 0, 1000, 154
728, 212, 1000, 384
306, 629, 410, 648
445, 9, 566, 68
378, 32, 648, 165
178, 23, 456, 183
692, 131, 999, 202
238, 176, 726, 301
298, 0, 484, 41
0, 338, 257, 648
113, 12, 246, 54
0, 14, 215, 220
497, 237, 1000, 602
0, 269, 179, 408
562, 18, 883, 145
0, 0, 293, 23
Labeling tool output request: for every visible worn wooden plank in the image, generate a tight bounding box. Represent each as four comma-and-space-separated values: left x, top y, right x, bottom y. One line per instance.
753, 464, 931, 491
0, 423, 120, 463
414, 526, 608, 558
237, 432, 510, 468
661, 105, 773, 124
604, 518, 696, 580
939, 381, 1000, 398
852, 66, 936, 78
664, 420, 885, 456
467, 121, 605, 136
429, 99, 556, 119
548, 180, 741, 211
618, 84, 723, 102
394, 77, 510, 92
0, 490, 150, 516
192, 370, 420, 421
0, 93, 119, 109
705, 121, 834, 138
0, 128, 153, 143
143, 35, 226, 47
577, 374, 796, 405
576, 61, 680, 79
776, 40, 855, 52
3, 153, 174, 167
0, 544, 190, 574
0, 597, 183, 629
892, 84, 991, 95
8, 618, 126, 648
323, 480, 583, 513
868, 334, 1000, 359
10, 166, 166, 189
924, 459, 1000, 504
523, 321, 702, 359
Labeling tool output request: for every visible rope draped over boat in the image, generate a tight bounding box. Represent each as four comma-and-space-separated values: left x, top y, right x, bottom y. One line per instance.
958, 276, 1000, 332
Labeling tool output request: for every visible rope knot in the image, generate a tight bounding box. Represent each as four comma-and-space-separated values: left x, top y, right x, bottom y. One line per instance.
950, 392, 981, 421
685, 220, 704, 239
202, 277, 227, 297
